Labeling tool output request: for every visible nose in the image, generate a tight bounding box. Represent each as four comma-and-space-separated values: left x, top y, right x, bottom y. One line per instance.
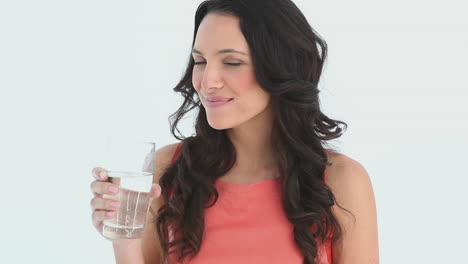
201, 63, 223, 91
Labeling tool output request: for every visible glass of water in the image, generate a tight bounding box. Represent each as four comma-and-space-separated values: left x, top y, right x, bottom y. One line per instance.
101, 135, 156, 239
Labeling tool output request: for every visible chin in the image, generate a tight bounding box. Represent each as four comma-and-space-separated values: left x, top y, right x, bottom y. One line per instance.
207, 118, 234, 130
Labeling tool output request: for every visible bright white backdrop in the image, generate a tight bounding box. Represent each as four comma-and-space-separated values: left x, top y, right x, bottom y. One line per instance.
1, 0, 467, 263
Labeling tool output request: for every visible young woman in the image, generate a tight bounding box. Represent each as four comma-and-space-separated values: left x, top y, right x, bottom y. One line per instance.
90, 0, 379, 263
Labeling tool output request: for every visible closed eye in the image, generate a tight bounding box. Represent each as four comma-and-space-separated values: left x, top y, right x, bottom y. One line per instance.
193, 62, 241, 66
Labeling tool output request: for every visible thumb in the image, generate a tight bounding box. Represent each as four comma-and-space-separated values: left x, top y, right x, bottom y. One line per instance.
149, 184, 162, 198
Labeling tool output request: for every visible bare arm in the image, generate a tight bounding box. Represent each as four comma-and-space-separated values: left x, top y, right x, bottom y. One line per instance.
325, 154, 380, 264
112, 239, 146, 264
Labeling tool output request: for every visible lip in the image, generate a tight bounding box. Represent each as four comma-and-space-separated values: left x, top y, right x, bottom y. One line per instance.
205, 96, 232, 101
204, 97, 233, 108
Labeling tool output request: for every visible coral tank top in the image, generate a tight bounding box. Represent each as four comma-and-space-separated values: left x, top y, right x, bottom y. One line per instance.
167, 142, 333, 264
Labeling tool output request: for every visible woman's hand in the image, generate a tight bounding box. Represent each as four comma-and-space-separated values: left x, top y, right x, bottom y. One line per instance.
90, 167, 162, 242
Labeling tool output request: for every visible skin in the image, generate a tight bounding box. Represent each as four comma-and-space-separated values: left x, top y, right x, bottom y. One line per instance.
191, 13, 278, 181
90, 13, 379, 264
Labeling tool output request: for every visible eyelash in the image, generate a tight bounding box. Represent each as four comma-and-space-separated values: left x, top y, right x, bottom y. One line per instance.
194, 62, 241, 66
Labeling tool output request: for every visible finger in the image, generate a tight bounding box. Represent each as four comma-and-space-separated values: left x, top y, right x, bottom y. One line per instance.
92, 210, 116, 223
91, 167, 108, 181
93, 221, 103, 233
149, 184, 162, 198
90, 197, 121, 211
90, 180, 119, 195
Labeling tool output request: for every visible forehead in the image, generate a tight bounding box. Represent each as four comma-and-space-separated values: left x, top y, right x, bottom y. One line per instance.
194, 13, 249, 54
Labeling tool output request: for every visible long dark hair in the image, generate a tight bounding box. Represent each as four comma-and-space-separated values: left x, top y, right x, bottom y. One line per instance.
155, 0, 353, 263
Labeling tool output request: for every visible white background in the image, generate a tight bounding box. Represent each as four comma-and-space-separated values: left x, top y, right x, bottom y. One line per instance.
1, 0, 467, 263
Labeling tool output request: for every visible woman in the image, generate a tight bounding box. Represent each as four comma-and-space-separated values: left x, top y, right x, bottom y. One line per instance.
90, 0, 379, 263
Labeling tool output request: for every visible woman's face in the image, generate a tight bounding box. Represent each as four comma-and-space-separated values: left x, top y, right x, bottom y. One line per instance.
192, 13, 271, 130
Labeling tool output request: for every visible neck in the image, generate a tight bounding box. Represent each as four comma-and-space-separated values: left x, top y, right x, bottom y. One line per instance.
226, 104, 277, 172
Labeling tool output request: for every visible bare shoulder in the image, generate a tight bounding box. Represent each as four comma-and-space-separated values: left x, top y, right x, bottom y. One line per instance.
325, 152, 370, 188
152, 142, 181, 183
151, 142, 181, 206
325, 152, 380, 264
149, 142, 181, 215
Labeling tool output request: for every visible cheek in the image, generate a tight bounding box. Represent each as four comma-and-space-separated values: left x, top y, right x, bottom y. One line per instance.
225, 68, 258, 93
228, 70, 270, 115
192, 69, 202, 92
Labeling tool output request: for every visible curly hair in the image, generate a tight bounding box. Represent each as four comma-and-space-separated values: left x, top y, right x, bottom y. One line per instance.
154, 0, 353, 263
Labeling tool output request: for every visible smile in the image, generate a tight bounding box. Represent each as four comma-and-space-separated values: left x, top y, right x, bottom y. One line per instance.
205, 98, 233, 108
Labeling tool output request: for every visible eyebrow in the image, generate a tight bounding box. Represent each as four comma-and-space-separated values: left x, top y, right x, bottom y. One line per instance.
191, 48, 248, 56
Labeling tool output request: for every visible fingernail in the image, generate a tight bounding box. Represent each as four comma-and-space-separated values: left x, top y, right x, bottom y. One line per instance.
99, 171, 106, 179
109, 186, 119, 194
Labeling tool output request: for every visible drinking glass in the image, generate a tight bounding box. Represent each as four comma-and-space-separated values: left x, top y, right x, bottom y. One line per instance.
101, 135, 156, 239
